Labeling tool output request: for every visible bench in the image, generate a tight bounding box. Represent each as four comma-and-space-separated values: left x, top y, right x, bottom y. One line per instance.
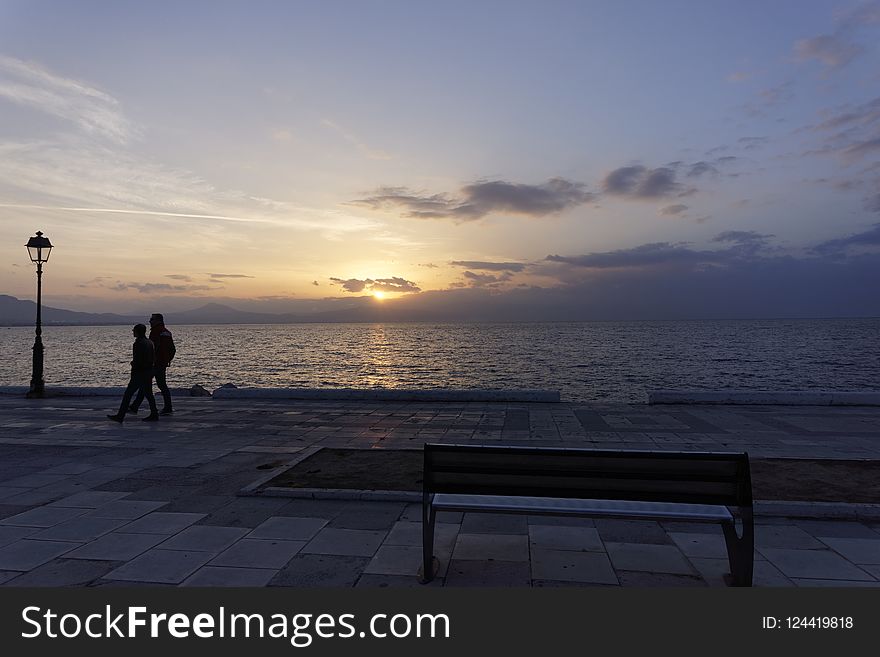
421, 443, 754, 586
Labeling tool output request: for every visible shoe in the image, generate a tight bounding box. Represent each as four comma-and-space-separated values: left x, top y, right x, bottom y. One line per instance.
107, 414, 124, 423
128, 405, 139, 414
142, 413, 159, 422
159, 408, 173, 416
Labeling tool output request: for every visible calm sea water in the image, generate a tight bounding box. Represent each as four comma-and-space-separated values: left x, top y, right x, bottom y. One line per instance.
0, 320, 877, 403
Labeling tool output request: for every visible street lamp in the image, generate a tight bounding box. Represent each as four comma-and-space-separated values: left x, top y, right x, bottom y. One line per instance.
25, 231, 53, 397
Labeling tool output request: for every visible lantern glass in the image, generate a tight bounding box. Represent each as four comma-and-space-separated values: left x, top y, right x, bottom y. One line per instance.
25, 233, 52, 263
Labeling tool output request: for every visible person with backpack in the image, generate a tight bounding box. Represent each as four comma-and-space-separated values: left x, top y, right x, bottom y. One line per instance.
129, 312, 176, 416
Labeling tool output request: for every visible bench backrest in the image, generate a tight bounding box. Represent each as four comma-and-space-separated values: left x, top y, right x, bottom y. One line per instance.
423, 444, 752, 507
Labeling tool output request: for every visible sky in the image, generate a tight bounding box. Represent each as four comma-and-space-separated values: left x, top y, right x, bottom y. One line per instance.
0, 0, 879, 319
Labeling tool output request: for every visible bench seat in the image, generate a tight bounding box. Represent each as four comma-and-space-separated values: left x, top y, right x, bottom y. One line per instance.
422, 443, 754, 586
432, 493, 734, 522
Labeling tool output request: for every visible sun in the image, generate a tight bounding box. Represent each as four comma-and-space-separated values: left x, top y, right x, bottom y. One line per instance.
373, 290, 386, 300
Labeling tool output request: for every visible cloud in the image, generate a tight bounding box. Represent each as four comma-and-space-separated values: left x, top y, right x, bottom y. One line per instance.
111, 282, 216, 294
165, 274, 192, 282
545, 231, 777, 272
312, 280, 320, 286
807, 96, 880, 163
0, 55, 135, 143
738, 136, 769, 150
450, 260, 526, 272
795, 35, 863, 71
812, 223, 880, 254
351, 178, 595, 222
601, 166, 683, 199
329, 276, 421, 294
866, 194, 880, 213
686, 161, 718, 178
794, 2, 880, 73
371, 277, 422, 293
659, 204, 689, 216
546, 243, 720, 270
462, 270, 513, 287
208, 273, 255, 279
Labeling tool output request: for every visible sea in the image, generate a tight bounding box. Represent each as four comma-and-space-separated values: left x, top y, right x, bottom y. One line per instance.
0, 320, 877, 403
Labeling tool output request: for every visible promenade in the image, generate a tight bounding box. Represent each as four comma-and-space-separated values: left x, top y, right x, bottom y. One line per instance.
1, 395, 879, 587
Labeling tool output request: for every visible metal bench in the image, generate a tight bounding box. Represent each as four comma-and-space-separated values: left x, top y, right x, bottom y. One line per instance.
421, 443, 754, 586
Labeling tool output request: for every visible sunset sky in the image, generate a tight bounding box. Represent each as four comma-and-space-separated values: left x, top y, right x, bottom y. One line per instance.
1, 0, 879, 319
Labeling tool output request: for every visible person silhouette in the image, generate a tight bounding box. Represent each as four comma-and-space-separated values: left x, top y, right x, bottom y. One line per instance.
107, 323, 159, 422
129, 313, 175, 416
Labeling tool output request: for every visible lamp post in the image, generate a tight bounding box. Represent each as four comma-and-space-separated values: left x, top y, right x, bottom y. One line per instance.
26, 231, 53, 398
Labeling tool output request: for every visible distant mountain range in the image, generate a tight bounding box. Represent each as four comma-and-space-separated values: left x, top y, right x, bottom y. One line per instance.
0, 295, 308, 326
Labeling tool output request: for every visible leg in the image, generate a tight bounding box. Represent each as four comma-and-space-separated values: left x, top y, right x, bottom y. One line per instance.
421, 499, 437, 583
130, 387, 144, 412
722, 511, 754, 586
116, 376, 140, 416
154, 366, 172, 412
137, 371, 159, 416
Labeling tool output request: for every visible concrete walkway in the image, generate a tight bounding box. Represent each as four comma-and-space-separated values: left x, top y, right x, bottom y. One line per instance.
0, 395, 879, 587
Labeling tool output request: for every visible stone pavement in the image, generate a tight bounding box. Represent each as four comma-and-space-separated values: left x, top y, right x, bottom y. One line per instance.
0, 395, 879, 587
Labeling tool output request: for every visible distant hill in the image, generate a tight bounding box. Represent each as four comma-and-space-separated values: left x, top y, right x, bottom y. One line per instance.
0, 295, 138, 326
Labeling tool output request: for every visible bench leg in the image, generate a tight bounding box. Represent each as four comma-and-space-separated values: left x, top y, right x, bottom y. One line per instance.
421, 502, 437, 583
721, 511, 754, 586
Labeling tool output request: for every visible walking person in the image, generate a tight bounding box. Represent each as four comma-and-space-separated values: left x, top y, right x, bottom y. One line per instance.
129, 313, 176, 416
107, 323, 159, 422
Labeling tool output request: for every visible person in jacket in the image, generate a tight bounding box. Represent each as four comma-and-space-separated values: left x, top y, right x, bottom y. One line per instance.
129, 313, 175, 415
107, 323, 159, 422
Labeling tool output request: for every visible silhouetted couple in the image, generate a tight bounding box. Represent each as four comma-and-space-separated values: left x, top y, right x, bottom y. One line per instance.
107, 313, 176, 423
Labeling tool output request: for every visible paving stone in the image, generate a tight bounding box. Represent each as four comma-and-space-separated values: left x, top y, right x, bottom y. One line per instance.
196, 498, 294, 528
0, 525, 40, 548
384, 521, 459, 550
453, 534, 529, 561
269, 554, 369, 587
759, 548, 876, 581
818, 537, 880, 565
0, 487, 36, 501
530, 549, 618, 584
31, 517, 131, 542
445, 559, 531, 586
460, 513, 528, 535
303, 528, 386, 557
362, 545, 431, 577
791, 579, 880, 587
755, 525, 826, 550
329, 503, 406, 531
48, 491, 130, 508
0, 506, 88, 528
85, 500, 168, 519
594, 519, 671, 545
668, 532, 729, 559
4, 558, 118, 587
119, 512, 206, 535
605, 542, 696, 575
103, 549, 214, 584
617, 571, 706, 587
248, 517, 328, 541
158, 525, 250, 553
0, 571, 19, 584
526, 515, 595, 527
65, 533, 169, 561
688, 557, 794, 587
0, 539, 80, 570
356, 574, 441, 588
528, 525, 603, 552
277, 499, 351, 519
181, 566, 277, 587
794, 520, 880, 540
210, 539, 306, 569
